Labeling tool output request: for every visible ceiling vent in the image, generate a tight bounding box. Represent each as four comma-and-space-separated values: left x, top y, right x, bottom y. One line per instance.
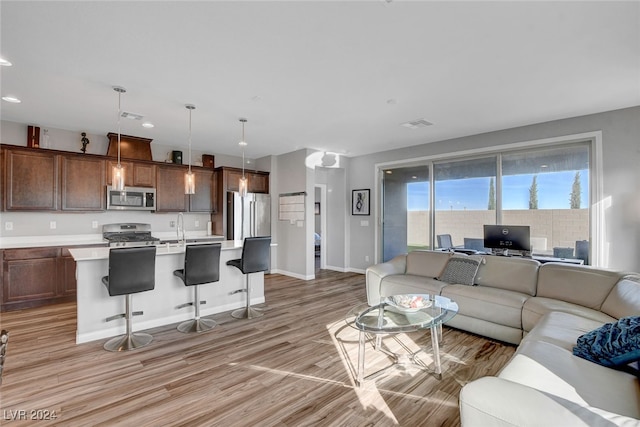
401, 118, 433, 129
121, 111, 144, 121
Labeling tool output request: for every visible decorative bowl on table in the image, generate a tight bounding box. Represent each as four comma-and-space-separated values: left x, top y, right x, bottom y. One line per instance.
387, 294, 432, 313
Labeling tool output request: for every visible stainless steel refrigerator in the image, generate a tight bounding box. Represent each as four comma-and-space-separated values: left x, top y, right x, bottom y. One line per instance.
227, 192, 271, 240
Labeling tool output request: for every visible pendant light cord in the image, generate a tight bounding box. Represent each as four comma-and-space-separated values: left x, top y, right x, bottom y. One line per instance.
188, 107, 192, 174
117, 91, 121, 167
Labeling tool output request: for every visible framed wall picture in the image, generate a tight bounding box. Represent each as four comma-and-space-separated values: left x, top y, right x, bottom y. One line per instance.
352, 189, 370, 215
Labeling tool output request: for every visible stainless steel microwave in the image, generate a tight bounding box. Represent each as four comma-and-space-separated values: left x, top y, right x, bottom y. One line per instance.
106, 186, 156, 211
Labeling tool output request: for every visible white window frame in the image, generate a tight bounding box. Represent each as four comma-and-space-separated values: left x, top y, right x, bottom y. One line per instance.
374, 131, 604, 266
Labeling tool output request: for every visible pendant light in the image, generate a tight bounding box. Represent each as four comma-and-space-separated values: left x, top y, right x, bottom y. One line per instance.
112, 86, 126, 192
238, 118, 248, 197
184, 104, 196, 194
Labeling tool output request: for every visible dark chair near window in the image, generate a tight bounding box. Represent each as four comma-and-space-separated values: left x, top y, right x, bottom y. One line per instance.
102, 246, 156, 352
575, 240, 589, 265
227, 236, 271, 319
174, 243, 222, 333
553, 247, 574, 259
437, 234, 454, 250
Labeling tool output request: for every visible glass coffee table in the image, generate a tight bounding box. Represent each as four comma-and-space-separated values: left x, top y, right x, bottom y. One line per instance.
345, 294, 458, 387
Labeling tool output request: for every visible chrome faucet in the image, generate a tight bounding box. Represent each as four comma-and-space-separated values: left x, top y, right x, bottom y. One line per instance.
176, 212, 185, 244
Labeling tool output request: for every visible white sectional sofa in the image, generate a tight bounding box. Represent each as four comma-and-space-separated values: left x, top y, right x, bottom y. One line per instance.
365, 250, 640, 426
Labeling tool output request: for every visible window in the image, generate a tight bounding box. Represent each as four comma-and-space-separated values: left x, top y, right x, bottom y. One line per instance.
379, 138, 594, 265
433, 157, 497, 251
501, 144, 590, 260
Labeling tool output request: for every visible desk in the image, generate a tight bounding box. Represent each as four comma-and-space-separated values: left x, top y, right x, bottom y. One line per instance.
532, 255, 584, 265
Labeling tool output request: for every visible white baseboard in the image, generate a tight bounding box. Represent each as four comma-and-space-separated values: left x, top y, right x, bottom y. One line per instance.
270, 269, 315, 281
347, 267, 366, 274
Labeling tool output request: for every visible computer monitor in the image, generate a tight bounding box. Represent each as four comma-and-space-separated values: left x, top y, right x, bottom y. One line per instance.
483, 225, 531, 253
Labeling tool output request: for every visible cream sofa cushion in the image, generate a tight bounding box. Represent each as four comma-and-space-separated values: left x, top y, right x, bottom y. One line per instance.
475, 255, 539, 295
405, 250, 452, 278
522, 297, 616, 332
536, 263, 622, 309
442, 284, 529, 329
601, 276, 640, 319
380, 275, 448, 299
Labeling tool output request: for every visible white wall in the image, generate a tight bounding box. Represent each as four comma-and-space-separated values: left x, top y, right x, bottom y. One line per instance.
315, 165, 347, 271
273, 149, 315, 279
347, 106, 640, 272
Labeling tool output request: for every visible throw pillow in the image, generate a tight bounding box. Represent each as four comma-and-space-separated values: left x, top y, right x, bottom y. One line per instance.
572, 316, 640, 367
438, 256, 481, 285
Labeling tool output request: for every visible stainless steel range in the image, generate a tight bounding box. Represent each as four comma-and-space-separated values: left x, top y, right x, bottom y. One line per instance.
103, 223, 160, 247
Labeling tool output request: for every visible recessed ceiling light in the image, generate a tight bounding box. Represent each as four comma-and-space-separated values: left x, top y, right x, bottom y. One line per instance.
142, 122, 154, 128
385, 170, 393, 174
2, 96, 21, 103
0, 57, 12, 67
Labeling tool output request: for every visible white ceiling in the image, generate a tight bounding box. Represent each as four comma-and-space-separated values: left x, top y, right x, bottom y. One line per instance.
1, 1, 639, 160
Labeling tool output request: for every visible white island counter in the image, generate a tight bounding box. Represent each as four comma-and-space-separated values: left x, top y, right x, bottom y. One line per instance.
69, 240, 268, 344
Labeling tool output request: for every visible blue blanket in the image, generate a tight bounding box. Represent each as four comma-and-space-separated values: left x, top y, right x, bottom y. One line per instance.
573, 316, 640, 367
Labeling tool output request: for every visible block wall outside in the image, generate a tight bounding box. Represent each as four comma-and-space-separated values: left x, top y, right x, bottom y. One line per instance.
407, 209, 588, 254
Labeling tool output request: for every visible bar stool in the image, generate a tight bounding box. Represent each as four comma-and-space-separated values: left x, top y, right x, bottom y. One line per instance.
228, 236, 271, 319
174, 243, 222, 333
102, 246, 156, 352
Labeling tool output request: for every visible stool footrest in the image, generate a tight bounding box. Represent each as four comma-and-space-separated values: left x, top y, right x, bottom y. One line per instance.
106, 313, 125, 322
132, 311, 143, 317
177, 302, 194, 309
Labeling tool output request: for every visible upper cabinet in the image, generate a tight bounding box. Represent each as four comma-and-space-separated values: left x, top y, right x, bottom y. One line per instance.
189, 169, 215, 213
4, 148, 59, 210
1, 145, 221, 213
61, 154, 106, 211
218, 167, 269, 194
106, 160, 156, 188
156, 165, 189, 212
156, 165, 215, 213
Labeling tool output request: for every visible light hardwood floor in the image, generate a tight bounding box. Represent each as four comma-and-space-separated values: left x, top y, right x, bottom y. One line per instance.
0, 270, 515, 426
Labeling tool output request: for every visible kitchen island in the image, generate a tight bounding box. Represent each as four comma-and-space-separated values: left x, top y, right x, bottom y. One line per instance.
69, 240, 268, 344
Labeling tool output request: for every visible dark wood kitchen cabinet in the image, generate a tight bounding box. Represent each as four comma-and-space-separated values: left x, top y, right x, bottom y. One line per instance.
1, 245, 104, 311
157, 164, 216, 213
2, 247, 64, 311
61, 155, 106, 211
106, 160, 156, 188
156, 164, 189, 212
4, 148, 59, 210
189, 169, 215, 213
217, 167, 269, 194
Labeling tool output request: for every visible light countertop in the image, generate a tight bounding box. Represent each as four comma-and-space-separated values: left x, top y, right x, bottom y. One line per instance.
69, 240, 248, 261
0, 232, 225, 250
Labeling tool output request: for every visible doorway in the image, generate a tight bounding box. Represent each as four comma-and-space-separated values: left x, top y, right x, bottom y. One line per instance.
315, 184, 327, 271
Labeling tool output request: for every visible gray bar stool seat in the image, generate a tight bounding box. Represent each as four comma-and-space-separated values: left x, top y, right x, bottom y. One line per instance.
228, 236, 271, 319
174, 243, 222, 333
102, 246, 156, 352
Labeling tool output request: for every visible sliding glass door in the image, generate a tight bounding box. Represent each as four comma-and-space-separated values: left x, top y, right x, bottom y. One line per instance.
433, 156, 497, 251
381, 165, 430, 262
501, 144, 590, 261
379, 140, 592, 264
